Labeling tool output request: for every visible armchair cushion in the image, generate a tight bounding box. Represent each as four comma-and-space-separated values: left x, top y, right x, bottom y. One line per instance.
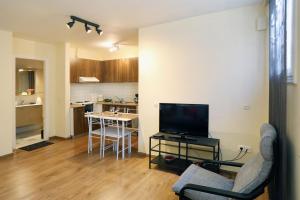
172, 164, 234, 200
232, 123, 276, 193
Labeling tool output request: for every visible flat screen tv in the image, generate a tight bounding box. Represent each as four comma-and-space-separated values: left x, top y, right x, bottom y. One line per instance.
159, 103, 209, 137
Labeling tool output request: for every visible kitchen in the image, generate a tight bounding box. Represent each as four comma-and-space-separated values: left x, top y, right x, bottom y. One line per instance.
69, 55, 139, 137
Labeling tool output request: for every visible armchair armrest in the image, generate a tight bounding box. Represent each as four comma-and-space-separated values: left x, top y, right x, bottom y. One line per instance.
202, 159, 244, 167
180, 184, 264, 200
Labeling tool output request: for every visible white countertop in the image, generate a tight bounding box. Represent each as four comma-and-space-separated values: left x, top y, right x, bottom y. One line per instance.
16, 103, 42, 108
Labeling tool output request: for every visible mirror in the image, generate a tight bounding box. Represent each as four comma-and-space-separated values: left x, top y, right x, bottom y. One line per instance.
16, 69, 35, 95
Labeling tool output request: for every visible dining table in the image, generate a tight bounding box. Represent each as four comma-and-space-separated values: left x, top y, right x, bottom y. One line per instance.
85, 111, 139, 159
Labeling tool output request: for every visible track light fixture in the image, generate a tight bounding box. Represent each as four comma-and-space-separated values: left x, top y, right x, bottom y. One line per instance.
66, 15, 103, 36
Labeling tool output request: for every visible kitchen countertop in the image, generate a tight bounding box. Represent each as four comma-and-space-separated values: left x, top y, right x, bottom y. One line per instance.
96, 101, 138, 106
70, 101, 138, 108
70, 104, 85, 108
16, 104, 42, 108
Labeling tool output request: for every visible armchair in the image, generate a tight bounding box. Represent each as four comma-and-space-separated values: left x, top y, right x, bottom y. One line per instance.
172, 123, 277, 200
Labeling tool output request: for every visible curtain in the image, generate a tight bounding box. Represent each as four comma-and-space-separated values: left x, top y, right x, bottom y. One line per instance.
269, 0, 288, 199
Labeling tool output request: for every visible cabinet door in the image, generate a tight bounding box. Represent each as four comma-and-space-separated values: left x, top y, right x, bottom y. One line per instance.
128, 57, 138, 82
73, 107, 86, 135
117, 58, 130, 82
95, 61, 103, 82
102, 57, 138, 83
70, 58, 79, 83
102, 60, 117, 82
70, 58, 102, 83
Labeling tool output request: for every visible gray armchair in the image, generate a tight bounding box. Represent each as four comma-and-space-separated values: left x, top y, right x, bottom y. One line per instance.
172, 123, 277, 200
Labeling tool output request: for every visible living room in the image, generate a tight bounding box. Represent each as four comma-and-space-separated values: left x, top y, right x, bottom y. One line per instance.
0, 0, 299, 200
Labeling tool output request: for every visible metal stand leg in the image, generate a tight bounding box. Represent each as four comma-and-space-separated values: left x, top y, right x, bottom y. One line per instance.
149, 137, 152, 169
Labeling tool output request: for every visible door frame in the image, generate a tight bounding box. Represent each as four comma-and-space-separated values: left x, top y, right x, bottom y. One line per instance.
13, 55, 50, 149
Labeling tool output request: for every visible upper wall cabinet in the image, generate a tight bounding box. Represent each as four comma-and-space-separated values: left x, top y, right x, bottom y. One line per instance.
70, 58, 102, 83
102, 57, 138, 83
70, 57, 138, 83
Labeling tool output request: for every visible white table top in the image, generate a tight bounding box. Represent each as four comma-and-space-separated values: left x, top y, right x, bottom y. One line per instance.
85, 111, 138, 122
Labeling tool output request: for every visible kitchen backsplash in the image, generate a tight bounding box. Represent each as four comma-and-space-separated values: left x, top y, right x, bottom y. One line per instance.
70, 83, 138, 102
15, 93, 44, 105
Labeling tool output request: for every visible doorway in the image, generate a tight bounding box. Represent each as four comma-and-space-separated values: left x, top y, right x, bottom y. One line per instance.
15, 58, 45, 148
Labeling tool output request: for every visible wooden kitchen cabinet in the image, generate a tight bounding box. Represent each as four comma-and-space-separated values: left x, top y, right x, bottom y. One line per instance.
70, 57, 138, 83
102, 57, 138, 83
70, 58, 103, 83
72, 106, 100, 136
73, 107, 88, 136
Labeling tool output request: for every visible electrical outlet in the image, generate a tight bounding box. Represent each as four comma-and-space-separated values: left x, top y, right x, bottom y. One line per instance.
238, 145, 251, 152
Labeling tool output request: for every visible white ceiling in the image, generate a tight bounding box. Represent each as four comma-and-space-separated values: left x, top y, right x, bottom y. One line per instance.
0, 0, 262, 49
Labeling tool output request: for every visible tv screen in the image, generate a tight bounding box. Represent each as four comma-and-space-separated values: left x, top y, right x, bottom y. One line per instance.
159, 103, 209, 137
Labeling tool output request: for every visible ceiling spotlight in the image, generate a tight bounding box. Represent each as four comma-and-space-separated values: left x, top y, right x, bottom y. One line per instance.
109, 44, 119, 52
96, 28, 103, 36
85, 24, 92, 33
66, 20, 75, 29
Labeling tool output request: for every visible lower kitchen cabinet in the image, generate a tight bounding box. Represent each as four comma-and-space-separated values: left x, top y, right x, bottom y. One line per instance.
72, 106, 100, 136
73, 107, 88, 136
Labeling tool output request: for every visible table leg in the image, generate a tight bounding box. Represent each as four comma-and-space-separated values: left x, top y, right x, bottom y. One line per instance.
88, 117, 92, 153
128, 133, 132, 154
122, 121, 125, 159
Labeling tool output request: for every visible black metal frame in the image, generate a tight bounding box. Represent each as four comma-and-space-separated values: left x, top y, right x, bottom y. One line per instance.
177, 156, 274, 200
149, 133, 220, 174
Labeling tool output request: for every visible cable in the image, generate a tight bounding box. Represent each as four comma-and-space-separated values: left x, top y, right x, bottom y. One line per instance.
225, 149, 249, 162
223, 149, 243, 162
235, 149, 248, 160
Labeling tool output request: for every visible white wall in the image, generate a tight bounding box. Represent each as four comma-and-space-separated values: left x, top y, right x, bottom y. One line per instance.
0, 31, 14, 156
70, 46, 138, 61
138, 5, 268, 160
54, 43, 70, 138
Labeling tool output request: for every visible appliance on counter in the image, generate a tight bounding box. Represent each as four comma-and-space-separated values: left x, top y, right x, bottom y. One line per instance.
78, 76, 99, 83
97, 95, 104, 102
134, 93, 138, 103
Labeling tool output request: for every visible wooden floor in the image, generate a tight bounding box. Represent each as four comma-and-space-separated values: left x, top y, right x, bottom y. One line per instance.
0, 136, 268, 200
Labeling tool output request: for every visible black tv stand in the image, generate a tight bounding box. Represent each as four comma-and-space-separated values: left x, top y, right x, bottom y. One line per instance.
149, 132, 220, 174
